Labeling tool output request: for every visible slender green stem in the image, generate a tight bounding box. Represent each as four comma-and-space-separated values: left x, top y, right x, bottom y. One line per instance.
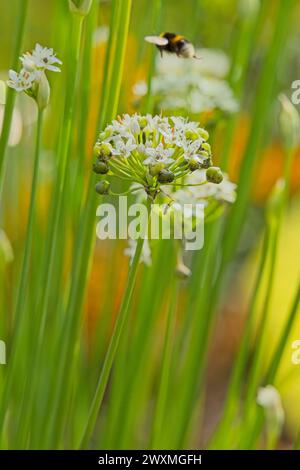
112, 240, 174, 449
0, 107, 43, 445
151, 277, 178, 449
39, 0, 133, 448
221, 0, 294, 267
19, 12, 86, 448
0, 0, 29, 196
209, 225, 271, 449
238, 145, 296, 451
220, 0, 261, 170
79, 199, 151, 449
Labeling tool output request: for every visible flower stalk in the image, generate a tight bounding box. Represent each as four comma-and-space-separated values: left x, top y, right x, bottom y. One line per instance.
79, 198, 152, 449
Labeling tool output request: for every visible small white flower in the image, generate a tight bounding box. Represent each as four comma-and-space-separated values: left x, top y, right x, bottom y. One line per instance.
29, 43, 62, 72
19, 53, 36, 72
143, 143, 175, 165
112, 138, 137, 158
182, 139, 203, 159
7, 69, 38, 92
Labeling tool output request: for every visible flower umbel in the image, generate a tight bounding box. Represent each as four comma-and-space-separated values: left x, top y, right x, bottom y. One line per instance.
93, 114, 223, 200
7, 43, 62, 109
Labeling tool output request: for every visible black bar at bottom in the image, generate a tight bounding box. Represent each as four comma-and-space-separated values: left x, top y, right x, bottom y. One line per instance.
0, 450, 299, 466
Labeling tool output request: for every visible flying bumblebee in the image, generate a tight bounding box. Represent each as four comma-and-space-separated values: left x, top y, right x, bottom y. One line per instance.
144, 32, 200, 59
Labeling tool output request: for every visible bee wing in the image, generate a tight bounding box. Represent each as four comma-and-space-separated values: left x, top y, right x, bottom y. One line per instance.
144, 35, 169, 46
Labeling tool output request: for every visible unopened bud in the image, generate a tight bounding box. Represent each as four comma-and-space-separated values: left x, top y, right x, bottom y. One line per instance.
206, 166, 223, 184
278, 93, 300, 151
95, 180, 110, 195
94, 141, 113, 158
149, 162, 165, 176
257, 385, 284, 442
93, 160, 109, 174
36, 72, 50, 110
185, 129, 199, 141
68, 0, 92, 16
138, 116, 148, 128
188, 156, 201, 171
201, 142, 212, 154
200, 157, 212, 169
198, 128, 209, 141
157, 169, 175, 183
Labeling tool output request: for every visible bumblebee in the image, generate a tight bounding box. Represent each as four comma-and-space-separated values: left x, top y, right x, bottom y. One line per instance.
144, 32, 200, 59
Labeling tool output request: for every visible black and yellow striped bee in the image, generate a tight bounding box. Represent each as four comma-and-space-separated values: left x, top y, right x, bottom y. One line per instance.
144, 32, 200, 59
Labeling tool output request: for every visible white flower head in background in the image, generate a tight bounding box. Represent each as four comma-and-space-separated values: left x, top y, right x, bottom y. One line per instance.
133, 48, 238, 116
7, 44, 62, 109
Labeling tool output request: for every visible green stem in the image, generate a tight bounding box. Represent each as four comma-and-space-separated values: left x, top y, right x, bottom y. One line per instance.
79, 199, 151, 449
151, 277, 178, 449
142, 0, 162, 114
19, 12, 86, 449
0, 0, 29, 195
221, 0, 294, 268
239, 146, 295, 450
209, 225, 271, 449
40, 0, 133, 448
0, 107, 43, 444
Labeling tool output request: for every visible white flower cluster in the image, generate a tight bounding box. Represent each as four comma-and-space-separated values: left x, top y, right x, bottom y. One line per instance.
93, 114, 221, 198
133, 49, 238, 115
7, 44, 62, 94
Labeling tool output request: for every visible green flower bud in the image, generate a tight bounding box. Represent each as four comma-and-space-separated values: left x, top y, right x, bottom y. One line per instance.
185, 129, 199, 141
278, 94, 300, 151
200, 157, 212, 169
201, 142, 212, 154
188, 156, 201, 171
176, 263, 192, 279
93, 160, 109, 174
149, 162, 165, 176
157, 169, 175, 183
36, 72, 50, 110
95, 180, 110, 195
98, 132, 106, 140
94, 141, 113, 158
138, 116, 148, 128
198, 128, 209, 141
68, 0, 92, 15
206, 166, 223, 184
198, 150, 209, 158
